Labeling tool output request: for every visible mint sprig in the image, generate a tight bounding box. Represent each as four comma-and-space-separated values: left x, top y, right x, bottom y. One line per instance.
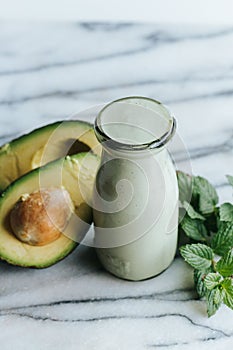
178, 172, 233, 317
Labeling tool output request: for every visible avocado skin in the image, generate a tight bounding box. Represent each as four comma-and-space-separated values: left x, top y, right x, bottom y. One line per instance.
0, 240, 77, 269
0, 152, 99, 268
0, 120, 100, 193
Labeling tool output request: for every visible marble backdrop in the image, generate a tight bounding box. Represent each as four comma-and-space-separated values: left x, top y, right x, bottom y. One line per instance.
0, 21, 233, 349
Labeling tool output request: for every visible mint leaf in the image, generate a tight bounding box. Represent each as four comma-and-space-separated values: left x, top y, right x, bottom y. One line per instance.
180, 243, 214, 270
177, 171, 193, 204
206, 288, 222, 317
194, 269, 213, 297
193, 176, 219, 215
220, 203, 233, 222
211, 222, 233, 256
227, 175, 233, 187
181, 216, 207, 242
213, 287, 224, 305
216, 249, 233, 277
204, 273, 223, 290
222, 278, 233, 310
194, 269, 207, 297
183, 201, 205, 220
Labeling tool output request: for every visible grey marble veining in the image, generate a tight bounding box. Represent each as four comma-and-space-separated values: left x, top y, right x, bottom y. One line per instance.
0, 21, 233, 350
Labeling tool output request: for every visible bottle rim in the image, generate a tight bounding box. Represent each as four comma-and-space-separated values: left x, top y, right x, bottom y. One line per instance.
94, 96, 177, 151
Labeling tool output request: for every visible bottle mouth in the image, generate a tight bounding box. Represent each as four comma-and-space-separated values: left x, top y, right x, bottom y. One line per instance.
94, 96, 176, 151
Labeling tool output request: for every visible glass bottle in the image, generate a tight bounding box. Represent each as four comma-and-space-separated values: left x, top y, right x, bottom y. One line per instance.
93, 96, 178, 281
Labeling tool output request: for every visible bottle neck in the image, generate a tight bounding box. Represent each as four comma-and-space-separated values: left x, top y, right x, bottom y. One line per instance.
100, 143, 167, 161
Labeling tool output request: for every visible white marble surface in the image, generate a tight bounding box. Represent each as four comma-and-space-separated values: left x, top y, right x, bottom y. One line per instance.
1, 0, 233, 24
0, 21, 233, 349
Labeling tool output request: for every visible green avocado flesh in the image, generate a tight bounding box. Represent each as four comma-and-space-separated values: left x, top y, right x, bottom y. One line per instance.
0, 153, 99, 268
0, 120, 101, 193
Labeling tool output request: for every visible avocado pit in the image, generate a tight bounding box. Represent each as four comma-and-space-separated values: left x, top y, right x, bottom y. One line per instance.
10, 188, 73, 246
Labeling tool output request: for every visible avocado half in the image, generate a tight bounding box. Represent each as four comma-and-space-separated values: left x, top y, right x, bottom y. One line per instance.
0, 152, 99, 268
0, 120, 101, 193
